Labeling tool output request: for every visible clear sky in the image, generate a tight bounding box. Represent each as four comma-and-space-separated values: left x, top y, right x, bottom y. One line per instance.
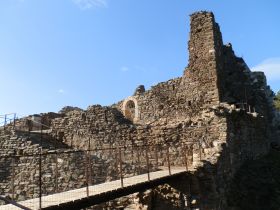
0, 0, 280, 117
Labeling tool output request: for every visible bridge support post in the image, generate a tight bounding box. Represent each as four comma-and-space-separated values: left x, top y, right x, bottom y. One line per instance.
4, 114, 7, 130
39, 126, 43, 210
118, 147, 124, 187
183, 145, 188, 171
131, 146, 135, 176
55, 152, 58, 193
85, 151, 89, 197
28, 120, 31, 139
199, 142, 202, 161
136, 148, 140, 175
190, 144, 194, 165
155, 145, 159, 170
88, 138, 92, 185
13, 114, 16, 130
167, 146, 171, 175
11, 155, 15, 200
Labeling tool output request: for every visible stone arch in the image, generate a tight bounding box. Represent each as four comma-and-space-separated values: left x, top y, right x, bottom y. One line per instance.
122, 97, 139, 122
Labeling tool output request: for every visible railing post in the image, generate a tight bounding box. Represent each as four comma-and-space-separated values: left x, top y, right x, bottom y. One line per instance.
131, 146, 135, 176
28, 120, 31, 139
4, 114, 7, 130
145, 145, 150, 181
89, 152, 92, 186
199, 142, 202, 161
183, 146, 188, 171
137, 147, 140, 174
11, 156, 15, 200
119, 147, 124, 187
115, 148, 119, 178
155, 145, 159, 170
39, 126, 42, 209
85, 151, 89, 197
167, 146, 171, 175
39, 154, 42, 209
13, 114, 16, 130
88, 138, 92, 186
55, 152, 58, 193
191, 144, 194, 165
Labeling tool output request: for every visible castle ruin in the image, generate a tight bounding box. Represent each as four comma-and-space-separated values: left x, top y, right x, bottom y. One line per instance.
0, 11, 279, 210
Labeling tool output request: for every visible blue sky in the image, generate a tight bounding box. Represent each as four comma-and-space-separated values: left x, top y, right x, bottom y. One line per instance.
0, 0, 280, 116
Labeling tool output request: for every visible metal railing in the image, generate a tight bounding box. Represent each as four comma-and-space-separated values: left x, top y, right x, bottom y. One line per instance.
0, 113, 17, 130
0, 142, 195, 209
0, 114, 210, 209
0, 112, 53, 133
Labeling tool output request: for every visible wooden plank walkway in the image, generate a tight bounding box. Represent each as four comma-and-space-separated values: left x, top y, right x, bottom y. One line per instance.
0, 168, 186, 210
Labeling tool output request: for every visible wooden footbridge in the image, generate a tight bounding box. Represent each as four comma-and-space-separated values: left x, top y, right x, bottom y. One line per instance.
1, 168, 187, 210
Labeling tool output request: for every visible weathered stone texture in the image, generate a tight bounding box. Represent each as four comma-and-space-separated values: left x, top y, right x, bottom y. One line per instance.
0, 131, 87, 202
0, 10, 279, 210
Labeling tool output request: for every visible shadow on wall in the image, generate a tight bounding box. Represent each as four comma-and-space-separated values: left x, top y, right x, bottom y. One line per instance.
130, 111, 273, 210
137, 150, 280, 210
227, 150, 280, 210
0, 158, 13, 183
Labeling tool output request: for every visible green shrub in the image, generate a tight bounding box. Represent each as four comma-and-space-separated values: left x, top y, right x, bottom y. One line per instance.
274, 91, 280, 111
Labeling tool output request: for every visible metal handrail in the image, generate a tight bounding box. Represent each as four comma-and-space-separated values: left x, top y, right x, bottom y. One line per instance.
29, 119, 51, 129
0, 113, 16, 117
0, 113, 17, 129
1, 143, 190, 208
13, 118, 51, 130
0, 141, 198, 158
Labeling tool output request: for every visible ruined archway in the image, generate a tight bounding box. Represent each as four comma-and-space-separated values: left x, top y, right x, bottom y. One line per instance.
122, 97, 139, 122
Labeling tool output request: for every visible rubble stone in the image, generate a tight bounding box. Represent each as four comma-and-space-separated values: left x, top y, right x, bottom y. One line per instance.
0, 11, 279, 210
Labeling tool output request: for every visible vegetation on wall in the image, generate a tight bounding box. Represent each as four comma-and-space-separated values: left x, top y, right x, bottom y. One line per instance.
274, 91, 280, 111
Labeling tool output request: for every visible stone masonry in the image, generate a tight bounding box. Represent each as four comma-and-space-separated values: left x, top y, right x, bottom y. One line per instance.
0, 11, 279, 210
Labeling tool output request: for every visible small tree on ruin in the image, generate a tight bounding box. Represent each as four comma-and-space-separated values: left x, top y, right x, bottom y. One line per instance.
274, 91, 280, 111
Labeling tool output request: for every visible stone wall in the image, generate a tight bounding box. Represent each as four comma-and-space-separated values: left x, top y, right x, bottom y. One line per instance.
0, 130, 88, 202
0, 10, 279, 210
47, 11, 277, 210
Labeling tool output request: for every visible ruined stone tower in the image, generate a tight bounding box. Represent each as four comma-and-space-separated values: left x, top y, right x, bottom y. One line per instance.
187, 11, 223, 105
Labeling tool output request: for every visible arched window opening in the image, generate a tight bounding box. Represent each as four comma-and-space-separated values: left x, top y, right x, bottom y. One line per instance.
124, 100, 136, 121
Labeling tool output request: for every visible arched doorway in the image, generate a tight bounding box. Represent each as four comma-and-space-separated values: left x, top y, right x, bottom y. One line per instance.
124, 100, 135, 121
122, 97, 139, 122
